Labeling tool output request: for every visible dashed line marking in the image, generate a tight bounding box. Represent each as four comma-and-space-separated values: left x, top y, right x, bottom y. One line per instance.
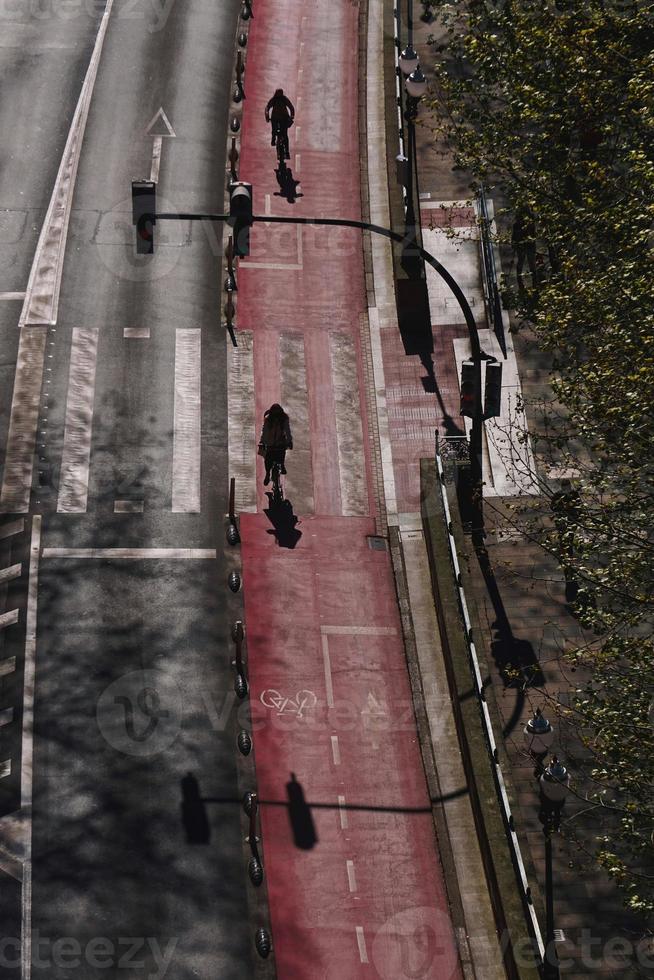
346, 860, 357, 892
0, 609, 19, 629
0, 519, 24, 539
123, 327, 150, 339
320, 625, 397, 636
338, 794, 348, 829
172, 329, 201, 513
0, 563, 22, 584
322, 634, 335, 708
0, 292, 25, 301
331, 735, 341, 765
355, 927, 369, 964
113, 500, 144, 514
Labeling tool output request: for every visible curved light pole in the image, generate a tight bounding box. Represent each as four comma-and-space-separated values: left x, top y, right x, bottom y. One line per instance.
539, 756, 571, 980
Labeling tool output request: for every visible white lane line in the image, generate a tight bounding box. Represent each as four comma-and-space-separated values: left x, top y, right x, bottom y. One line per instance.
0, 609, 19, 629
331, 735, 341, 765
123, 327, 150, 339
264, 193, 271, 215
355, 927, 369, 964
294, 153, 300, 172
0, 519, 24, 539
329, 331, 367, 516
113, 500, 144, 514
0, 292, 25, 301
20, 0, 115, 327
241, 225, 303, 270
20, 514, 40, 980
57, 328, 99, 513
150, 135, 163, 183
0, 761, 10, 778
172, 329, 201, 513
321, 625, 397, 636
0, 329, 47, 513
41, 548, 216, 559
0, 563, 22, 584
338, 795, 348, 829
346, 860, 357, 892
322, 634, 335, 708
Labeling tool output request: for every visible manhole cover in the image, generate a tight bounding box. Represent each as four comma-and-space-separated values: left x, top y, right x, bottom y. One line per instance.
367, 536, 388, 551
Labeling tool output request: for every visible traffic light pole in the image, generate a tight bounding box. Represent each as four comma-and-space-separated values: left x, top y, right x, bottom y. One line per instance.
153, 210, 486, 530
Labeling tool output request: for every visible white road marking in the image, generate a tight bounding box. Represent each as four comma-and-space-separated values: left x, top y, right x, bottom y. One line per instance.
0, 519, 24, 539
0, 563, 22, 584
241, 224, 303, 270
1, 1, 114, 516
172, 329, 201, 513
331, 735, 341, 765
338, 795, 348, 829
346, 860, 357, 892
322, 634, 335, 708
355, 927, 369, 964
264, 193, 271, 215
20, 515, 40, 980
57, 328, 99, 513
329, 331, 367, 516
0, 610, 19, 629
280, 332, 314, 512
320, 625, 397, 636
113, 500, 144, 513
0, 292, 25, 301
0, 657, 16, 677
294, 153, 300, 171
227, 330, 256, 514
145, 106, 177, 138
150, 135, 163, 183
41, 548, 216, 559
123, 327, 150, 339
0, 761, 10, 778
0, 328, 47, 513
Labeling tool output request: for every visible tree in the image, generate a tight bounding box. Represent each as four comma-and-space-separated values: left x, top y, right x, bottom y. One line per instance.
426, 0, 654, 913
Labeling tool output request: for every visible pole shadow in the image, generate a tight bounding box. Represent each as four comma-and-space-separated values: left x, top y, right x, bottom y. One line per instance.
181, 772, 210, 844
264, 495, 302, 549
286, 773, 318, 850
274, 165, 302, 204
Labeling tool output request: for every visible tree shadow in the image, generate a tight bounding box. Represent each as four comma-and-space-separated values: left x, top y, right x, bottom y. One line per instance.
181, 772, 210, 844
286, 772, 317, 850
264, 495, 302, 549
273, 164, 302, 204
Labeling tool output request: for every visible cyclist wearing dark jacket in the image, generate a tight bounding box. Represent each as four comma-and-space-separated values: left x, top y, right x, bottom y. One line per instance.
259, 403, 293, 486
265, 89, 295, 159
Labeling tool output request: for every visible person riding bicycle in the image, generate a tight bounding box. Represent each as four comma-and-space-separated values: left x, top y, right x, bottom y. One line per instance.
265, 89, 295, 160
259, 403, 293, 486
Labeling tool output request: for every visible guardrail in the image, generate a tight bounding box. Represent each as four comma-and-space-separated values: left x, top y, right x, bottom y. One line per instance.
434, 439, 545, 968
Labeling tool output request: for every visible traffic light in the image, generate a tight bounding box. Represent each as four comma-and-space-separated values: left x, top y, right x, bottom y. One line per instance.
484, 360, 503, 418
459, 360, 476, 418
132, 180, 156, 255
229, 181, 253, 257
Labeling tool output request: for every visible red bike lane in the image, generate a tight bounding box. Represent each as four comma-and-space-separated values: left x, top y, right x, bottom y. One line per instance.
236, 2, 463, 977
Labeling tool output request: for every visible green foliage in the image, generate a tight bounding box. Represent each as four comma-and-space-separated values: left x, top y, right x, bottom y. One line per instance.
427, 0, 654, 913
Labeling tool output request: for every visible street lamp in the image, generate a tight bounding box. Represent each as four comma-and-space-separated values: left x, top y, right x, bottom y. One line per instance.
539, 756, 571, 980
401, 64, 427, 269
523, 708, 554, 777
399, 42, 418, 76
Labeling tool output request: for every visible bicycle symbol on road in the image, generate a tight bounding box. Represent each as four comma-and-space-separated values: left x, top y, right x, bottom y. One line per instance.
260, 689, 318, 719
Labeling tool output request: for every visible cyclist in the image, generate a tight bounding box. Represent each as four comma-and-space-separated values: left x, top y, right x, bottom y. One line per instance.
258, 403, 293, 486
264, 88, 295, 160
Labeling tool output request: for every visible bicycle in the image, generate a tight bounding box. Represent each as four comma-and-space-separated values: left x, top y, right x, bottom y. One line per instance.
270, 458, 284, 504
260, 689, 317, 719
273, 123, 290, 174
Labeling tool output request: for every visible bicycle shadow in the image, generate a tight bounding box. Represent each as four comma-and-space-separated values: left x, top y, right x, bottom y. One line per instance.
274, 164, 302, 204
264, 494, 302, 548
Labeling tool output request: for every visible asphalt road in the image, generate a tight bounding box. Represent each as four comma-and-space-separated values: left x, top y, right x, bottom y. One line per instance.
1, 1, 255, 977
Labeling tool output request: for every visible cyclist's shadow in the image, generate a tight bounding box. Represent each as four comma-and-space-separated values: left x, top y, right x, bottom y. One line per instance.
274, 164, 302, 204
264, 494, 302, 549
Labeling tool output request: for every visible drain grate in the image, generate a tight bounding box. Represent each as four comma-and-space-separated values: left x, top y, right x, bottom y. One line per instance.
366, 535, 388, 551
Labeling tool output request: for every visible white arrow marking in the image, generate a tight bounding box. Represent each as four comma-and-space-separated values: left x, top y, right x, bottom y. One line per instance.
145, 108, 176, 183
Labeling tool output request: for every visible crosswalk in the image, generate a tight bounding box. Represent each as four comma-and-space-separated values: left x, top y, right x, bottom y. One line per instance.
0, 325, 371, 519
